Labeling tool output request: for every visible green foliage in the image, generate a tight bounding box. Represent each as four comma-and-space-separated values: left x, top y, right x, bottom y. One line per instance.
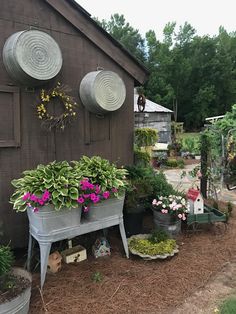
164, 158, 184, 168
134, 149, 150, 167
73, 156, 128, 195
124, 165, 176, 213
91, 271, 103, 283
134, 128, 158, 148
97, 11, 236, 130
227, 202, 233, 216
10, 156, 128, 212
0, 245, 14, 277
10, 161, 82, 212
128, 237, 177, 256
148, 229, 169, 244
219, 297, 236, 314
124, 165, 154, 213
96, 13, 146, 63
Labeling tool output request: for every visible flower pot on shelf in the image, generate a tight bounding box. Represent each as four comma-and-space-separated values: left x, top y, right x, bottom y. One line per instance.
84, 195, 125, 222
27, 205, 82, 235
152, 211, 181, 238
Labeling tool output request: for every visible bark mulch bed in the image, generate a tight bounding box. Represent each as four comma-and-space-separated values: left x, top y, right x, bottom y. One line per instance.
29, 207, 236, 314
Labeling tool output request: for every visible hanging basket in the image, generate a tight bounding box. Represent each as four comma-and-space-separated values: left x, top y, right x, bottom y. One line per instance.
79, 70, 126, 114
3, 30, 63, 86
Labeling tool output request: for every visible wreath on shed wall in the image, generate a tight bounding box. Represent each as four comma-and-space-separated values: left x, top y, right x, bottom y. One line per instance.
36, 82, 78, 130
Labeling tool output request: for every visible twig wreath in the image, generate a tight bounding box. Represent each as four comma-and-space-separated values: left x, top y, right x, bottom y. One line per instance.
36, 82, 78, 131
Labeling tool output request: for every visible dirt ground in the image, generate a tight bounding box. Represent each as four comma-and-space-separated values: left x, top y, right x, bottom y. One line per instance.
29, 205, 236, 314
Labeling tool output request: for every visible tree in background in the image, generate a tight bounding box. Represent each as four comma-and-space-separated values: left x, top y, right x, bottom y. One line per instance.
95, 13, 147, 63
94, 14, 236, 131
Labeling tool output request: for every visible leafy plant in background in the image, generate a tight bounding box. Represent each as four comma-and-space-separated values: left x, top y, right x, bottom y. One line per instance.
134, 128, 158, 166
134, 128, 158, 148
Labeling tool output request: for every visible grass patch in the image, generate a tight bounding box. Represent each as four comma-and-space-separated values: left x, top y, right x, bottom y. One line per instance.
219, 296, 236, 313
178, 132, 200, 140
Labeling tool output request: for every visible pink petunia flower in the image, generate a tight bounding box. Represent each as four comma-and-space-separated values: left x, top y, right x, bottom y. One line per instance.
22, 192, 31, 201
77, 197, 85, 204
83, 206, 89, 212
103, 191, 110, 199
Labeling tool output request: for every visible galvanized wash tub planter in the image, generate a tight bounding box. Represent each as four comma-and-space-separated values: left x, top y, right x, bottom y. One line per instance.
27, 205, 82, 235
3, 30, 63, 86
153, 210, 181, 238
0, 268, 32, 314
85, 195, 125, 222
79, 70, 126, 114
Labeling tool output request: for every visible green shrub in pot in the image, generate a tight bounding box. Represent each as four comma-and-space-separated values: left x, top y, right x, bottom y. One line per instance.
0, 245, 32, 313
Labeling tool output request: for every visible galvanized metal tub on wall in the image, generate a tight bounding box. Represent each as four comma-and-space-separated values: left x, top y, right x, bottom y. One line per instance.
79, 70, 126, 114
3, 30, 63, 86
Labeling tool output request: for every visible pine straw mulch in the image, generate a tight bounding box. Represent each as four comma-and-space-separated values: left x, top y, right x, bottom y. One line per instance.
29, 207, 236, 314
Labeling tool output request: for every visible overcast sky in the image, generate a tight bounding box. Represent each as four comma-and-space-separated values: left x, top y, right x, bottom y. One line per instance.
77, 0, 236, 39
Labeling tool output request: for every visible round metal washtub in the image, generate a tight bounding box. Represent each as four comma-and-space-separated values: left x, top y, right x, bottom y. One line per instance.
79, 70, 126, 114
3, 30, 63, 86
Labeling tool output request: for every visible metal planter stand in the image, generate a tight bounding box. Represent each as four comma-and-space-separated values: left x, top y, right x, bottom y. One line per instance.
26, 200, 129, 289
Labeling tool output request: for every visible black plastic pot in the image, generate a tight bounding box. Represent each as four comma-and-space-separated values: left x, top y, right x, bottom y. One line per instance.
124, 212, 144, 237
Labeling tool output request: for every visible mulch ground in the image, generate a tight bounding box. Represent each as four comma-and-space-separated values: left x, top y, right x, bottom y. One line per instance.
28, 204, 236, 314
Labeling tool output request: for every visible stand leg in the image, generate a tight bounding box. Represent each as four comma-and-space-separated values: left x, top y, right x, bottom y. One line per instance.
119, 219, 129, 258
39, 242, 52, 289
26, 233, 34, 271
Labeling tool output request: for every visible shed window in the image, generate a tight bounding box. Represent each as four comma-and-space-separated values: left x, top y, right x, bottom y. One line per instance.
0, 86, 20, 147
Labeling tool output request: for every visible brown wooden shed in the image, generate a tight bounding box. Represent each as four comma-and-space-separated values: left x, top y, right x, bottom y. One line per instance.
0, 0, 148, 247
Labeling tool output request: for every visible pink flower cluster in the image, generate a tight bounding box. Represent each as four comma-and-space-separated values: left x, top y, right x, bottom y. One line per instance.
22, 190, 50, 212
152, 195, 188, 221
77, 178, 117, 212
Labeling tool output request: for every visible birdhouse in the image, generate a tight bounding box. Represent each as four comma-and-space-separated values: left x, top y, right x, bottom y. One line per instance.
61, 245, 87, 264
92, 237, 111, 258
187, 188, 204, 214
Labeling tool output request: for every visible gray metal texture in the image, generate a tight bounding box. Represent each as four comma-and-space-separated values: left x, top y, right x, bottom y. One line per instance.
153, 210, 181, 238
85, 195, 125, 221
27, 205, 82, 235
79, 70, 126, 114
3, 30, 62, 86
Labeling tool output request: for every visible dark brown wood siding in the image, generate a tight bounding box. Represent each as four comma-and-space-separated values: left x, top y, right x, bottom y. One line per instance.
0, 0, 137, 247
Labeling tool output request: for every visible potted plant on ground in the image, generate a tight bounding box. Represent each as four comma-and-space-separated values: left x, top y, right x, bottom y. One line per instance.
152, 194, 189, 237
0, 245, 32, 314
9, 160, 83, 234
123, 165, 154, 236
72, 156, 128, 221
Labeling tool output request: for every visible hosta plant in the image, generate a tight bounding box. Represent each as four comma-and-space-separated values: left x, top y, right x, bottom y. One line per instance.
72, 156, 128, 196
10, 156, 128, 213
10, 161, 83, 212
